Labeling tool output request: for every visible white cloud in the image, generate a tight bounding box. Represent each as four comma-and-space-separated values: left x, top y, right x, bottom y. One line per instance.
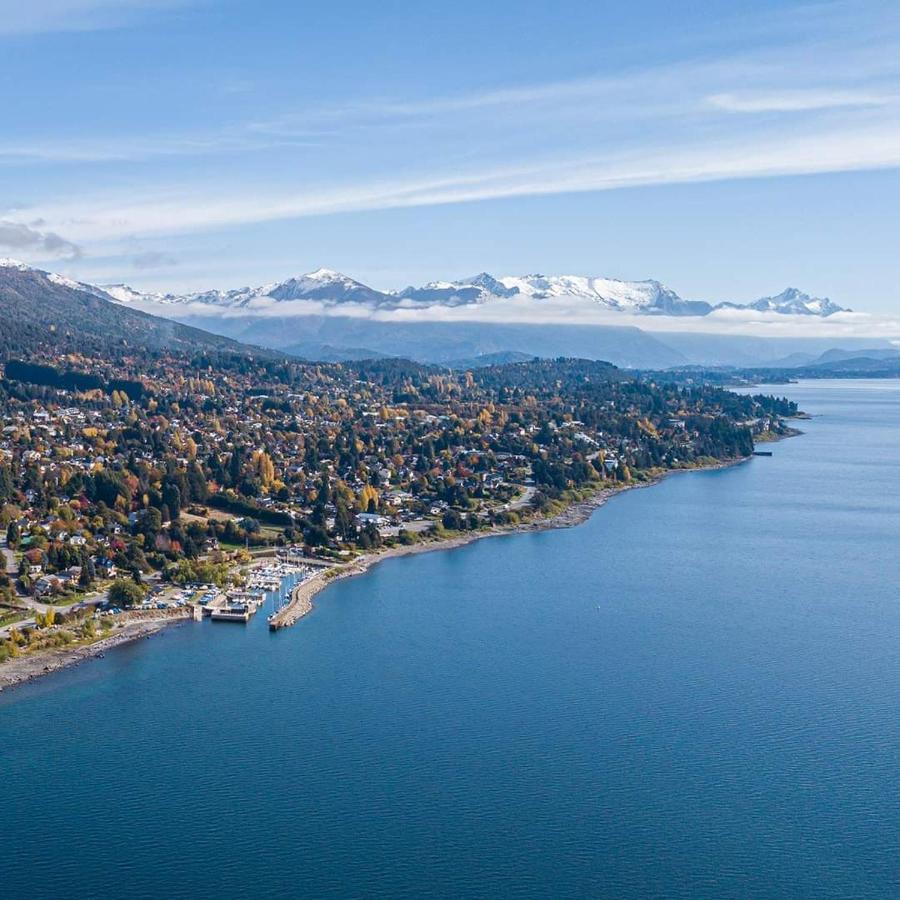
0, 220, 81, 259
708, 89, 894, 113
18, 113, 900, 244
0, 0, 193, 36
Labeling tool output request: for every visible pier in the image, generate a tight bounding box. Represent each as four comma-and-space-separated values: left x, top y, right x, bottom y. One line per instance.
209, 604, 253, 622
207, 587, 266, 624
268, 570, 329, 630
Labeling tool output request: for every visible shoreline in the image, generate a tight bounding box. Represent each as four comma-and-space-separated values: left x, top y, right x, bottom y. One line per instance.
0, 612, 188, 693
269, 455, 749, 629
1, 451, 769, 689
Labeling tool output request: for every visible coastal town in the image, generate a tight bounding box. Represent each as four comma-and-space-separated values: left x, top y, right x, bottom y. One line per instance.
0, 348, 797, 683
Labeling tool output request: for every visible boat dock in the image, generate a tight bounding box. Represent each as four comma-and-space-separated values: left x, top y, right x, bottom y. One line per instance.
209, 603, 253, 622
208, 590, 265, 622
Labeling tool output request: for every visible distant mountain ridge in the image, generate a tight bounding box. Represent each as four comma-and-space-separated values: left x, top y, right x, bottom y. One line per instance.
716, 287, 846, 317
390, 273, 719, 316
3, 258, 874, 373
99, 266, 849, 318
0, 258, 272, 358
0, 259, 686, 369
104, 268, 399, 311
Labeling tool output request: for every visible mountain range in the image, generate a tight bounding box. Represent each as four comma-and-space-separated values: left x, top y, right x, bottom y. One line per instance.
3, 258, 887, 371
100, 266, 848, 318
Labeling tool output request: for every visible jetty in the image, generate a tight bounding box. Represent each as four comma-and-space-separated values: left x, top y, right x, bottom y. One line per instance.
268, 570, 330, 630
267, 553, 385, 630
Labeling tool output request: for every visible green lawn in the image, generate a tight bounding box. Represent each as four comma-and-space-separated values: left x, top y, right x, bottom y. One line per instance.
218, 540, 246, 551
0, 610, 27, 628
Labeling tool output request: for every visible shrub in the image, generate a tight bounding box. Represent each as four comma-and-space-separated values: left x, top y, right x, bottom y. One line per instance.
108, 579, 146, 607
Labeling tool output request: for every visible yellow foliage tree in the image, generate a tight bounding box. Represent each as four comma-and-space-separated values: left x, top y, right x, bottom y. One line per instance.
357, 484, 379, 511
253, 450, 275, 487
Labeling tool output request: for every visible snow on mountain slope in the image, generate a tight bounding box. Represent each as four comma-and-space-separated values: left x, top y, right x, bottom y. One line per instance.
496, 274, 714, 315
103, 267, 393, 309
392, 272, 842, 317
0, 257, 847, 319
103, 283, 182, 305
396, 272, 518, 306
0, 257, 33, 272
99, 268, 718, 315
1, 258, 117, 301
717, 287, 846, 317
263, 268, 390, 305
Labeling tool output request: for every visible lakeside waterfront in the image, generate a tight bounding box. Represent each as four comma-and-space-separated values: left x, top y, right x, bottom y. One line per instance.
2, 456, 751, 687
2, 379, 897, 899
271, 456, 751, 629
0, 612, 187, 691
1, 355, 787, 690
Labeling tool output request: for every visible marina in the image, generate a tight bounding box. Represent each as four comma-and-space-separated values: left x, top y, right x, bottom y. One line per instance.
185, 560, 317, 625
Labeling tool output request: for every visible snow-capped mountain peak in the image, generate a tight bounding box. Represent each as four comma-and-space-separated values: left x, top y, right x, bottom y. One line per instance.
0, 258, 115, 300
762, 287, 846, 316
307, 267, 342, 280
0, 257, 33, 271
492, 273, 714, 316
4, 260, 849, 319
718, 286, 847, 317
395, 272, 518, 306
263, 269, 389, 305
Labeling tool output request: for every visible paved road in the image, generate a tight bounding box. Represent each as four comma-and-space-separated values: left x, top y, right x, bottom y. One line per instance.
0, 613, 35, 638
507, 485, 536, 511
0, 590, 111, 639
1, 540, 16, 576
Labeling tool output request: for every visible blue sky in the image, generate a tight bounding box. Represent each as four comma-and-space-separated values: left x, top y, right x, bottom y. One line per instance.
3, 0, 900, 322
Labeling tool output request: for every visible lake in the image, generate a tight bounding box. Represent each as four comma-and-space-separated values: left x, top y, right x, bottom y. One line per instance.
2, 379, 898, 898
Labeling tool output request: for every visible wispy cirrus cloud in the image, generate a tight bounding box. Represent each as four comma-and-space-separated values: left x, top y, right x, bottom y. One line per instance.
0, 130, 325, 165
708, 89, 895, 113
131, 250, 178, 269
18, 112, 900, 244
0, 0, 194, 36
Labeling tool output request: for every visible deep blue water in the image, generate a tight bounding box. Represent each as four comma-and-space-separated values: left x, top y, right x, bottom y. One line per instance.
2, 380, 898, 899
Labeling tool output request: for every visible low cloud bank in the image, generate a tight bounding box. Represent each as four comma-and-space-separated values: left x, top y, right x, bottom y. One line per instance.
119, 290, 900, 341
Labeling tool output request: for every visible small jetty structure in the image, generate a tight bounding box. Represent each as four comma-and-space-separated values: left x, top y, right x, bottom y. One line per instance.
268, 567, 322, 630
208, 590, 265, 622
210, 601, 254, 622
